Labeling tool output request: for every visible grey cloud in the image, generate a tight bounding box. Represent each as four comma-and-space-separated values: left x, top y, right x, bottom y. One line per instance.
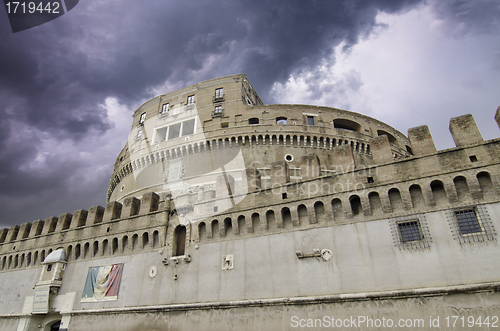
430, 0, 500, 35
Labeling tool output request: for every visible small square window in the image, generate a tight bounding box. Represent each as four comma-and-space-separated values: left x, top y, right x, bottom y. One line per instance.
282, 193, 287, 199
455, 209, 482, 234
397, 220, 423, 243
367, 177, 374, 183
469, 155, 478, 162
187, 95, 195, 105
221, 122, 229, 128
390, 214, 431, 250
139, 112, 146, 124
214, 206, 218, 212
307, 116, 314, 126
161, 103, 169, 113
215, 88, 223, 99
214, 105, 223, 114
447, 205, 495, 244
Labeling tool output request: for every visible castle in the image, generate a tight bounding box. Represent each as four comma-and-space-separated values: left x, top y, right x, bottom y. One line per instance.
1, 74, 500, 330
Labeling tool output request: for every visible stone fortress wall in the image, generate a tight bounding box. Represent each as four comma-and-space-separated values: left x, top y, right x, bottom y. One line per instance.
1, 74, 500, 330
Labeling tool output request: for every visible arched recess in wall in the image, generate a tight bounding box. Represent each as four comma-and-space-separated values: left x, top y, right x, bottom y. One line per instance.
209, 220, 218, 239
333, 119, 361, 132
477, 172, 494, 198
75, 244, 81, 260
93, 241, 99, 257
122, 236, 128, 253
276, 116, 287, 124
377, 130, 398, 145
349, 195, 362, 216
453, 176, 470, 201
368, 192, 382, 214
249, 118, 259, 125
224, 218, 233, 237
142, 232, 149, 248
198, 222, 206, 241
314, 201, 325, 223
331, 198, 343, 221
266, 210, 276, 230
131, 234, 138, 251
83, 243, 89, 258
282, 207, 293, 229
26, 252, 32, 266
112, 238, 119, 255
238, 215, 246, 235
388, 188, 403, 211
153, 231, 159, 248
65, 245, 72, 261
102, 239, 108, 256
173, 225, 186, 256
409, 184, 425, 208
430, 180, 448, 206
251, 213, 260, 232
297, 204, 308, 224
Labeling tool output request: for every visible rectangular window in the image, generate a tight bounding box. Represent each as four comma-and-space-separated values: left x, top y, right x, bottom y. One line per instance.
187, 95, 195, 105
215, 88, 223, 98
161, 103, 169, 113
455, 209, 482, 234
139, 112, 146, 124
181, 119, 195, 136
214, 105, 223, 115
307, 116, 314, 126
155, 127, 167, 143
168, 123, 181, 140
397, 220, 423, 243
447, 205, 495, 244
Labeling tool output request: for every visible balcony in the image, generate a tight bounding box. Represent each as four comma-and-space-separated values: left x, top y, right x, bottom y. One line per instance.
213, 95, 225, 103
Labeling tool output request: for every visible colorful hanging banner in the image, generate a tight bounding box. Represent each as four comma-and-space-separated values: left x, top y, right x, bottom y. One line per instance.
81, 263, 124, 302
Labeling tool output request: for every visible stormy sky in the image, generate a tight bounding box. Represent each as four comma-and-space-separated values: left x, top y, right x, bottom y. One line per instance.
0, 0, 499, 228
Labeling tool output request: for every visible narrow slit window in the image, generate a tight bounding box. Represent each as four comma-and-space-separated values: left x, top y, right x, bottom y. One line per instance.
139, 112, 146, 124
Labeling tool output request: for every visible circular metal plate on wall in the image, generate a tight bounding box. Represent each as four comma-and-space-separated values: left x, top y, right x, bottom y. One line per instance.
149, 265, 158, 278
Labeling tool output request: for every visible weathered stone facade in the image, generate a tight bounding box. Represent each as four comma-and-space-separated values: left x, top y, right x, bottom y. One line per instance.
1, 74, 500, 330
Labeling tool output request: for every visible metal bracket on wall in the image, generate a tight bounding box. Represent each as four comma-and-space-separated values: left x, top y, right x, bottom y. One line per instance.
296, 249, 333, 261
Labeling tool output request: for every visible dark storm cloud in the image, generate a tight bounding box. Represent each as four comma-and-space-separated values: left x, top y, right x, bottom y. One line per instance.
2, 0, 493, 227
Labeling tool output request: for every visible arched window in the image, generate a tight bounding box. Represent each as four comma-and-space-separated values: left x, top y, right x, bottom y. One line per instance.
174, 225, 187, 256
349, 195, 362, 216
276, 117, 287, 124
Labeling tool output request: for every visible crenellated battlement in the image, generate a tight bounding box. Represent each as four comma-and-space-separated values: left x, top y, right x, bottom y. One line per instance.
2, 111, 500, 275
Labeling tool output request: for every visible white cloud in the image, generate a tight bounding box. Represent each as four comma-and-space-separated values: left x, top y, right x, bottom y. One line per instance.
271, 5, 500, 150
